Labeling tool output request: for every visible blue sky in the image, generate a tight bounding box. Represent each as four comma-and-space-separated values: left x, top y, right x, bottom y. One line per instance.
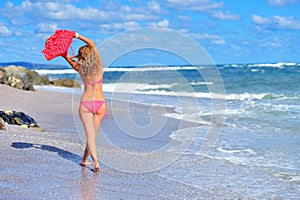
0, 0, 300, 65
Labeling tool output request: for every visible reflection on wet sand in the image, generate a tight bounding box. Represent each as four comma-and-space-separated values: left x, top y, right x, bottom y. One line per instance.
80, 167, 98, 200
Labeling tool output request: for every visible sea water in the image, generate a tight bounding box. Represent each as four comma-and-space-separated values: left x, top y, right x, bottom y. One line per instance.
34, 63, 300, 197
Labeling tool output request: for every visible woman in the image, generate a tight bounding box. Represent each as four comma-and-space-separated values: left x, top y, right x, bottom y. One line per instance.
63, 33, 107, 172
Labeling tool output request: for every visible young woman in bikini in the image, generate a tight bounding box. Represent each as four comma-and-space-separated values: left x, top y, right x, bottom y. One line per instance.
63, 33, 107, 172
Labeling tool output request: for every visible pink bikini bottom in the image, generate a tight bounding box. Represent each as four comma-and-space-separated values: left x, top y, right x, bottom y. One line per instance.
79, 100, 108, 119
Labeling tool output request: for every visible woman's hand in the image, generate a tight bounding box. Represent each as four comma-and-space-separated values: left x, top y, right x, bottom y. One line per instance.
62, 54, 68, 60
62, 54, 79, 71
62, 54, 73, 61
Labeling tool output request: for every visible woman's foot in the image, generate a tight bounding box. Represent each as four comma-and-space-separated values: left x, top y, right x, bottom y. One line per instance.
80, 161, 91, 167
93, 161, 99, 172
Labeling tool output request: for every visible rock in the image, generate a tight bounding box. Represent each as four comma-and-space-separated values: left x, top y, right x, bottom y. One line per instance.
23, 76, 35, 91
1, 65, 80, 90
50, 78, 81, 88
7, 76, 24, 90
0, 110, 39, 128
20, 124, 29, 128
11, 111, 39, 127
20, 112, 38, 127
5, 110, 13, 115
4, 66, 42, 85
13, 117, 24, 126
0, 68, 6, 84
40, 75, 50, 85
0, 118, 5, 130
0, 111, 13, 124
2, 65, 52, 91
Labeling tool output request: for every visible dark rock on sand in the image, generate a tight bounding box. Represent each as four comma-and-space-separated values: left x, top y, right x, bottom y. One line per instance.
12, 111, 39, 128
0, 68, 5, 84
50, 78, 81, 88
0, 111, 14, 124
0, 110, 39, 128
0, 118, 5, 130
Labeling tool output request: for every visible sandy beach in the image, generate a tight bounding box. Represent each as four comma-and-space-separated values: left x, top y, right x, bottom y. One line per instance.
0, 84, 206, 199
1, 84, 299, 199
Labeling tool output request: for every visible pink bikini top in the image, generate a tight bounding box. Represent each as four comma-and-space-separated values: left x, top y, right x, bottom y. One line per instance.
84, 78, 103, 86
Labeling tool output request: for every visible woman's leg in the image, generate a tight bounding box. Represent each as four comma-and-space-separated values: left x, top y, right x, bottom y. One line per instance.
92, 104, 106, 172
94, 103, 106, 133
80, 144, 91, 166
79, 104, 99, 171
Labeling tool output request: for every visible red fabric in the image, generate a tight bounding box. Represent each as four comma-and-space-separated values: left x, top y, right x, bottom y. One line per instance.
42, 30, 75, 61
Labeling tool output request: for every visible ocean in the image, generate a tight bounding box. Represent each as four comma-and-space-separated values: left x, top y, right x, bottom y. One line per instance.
33, 62, 300, 196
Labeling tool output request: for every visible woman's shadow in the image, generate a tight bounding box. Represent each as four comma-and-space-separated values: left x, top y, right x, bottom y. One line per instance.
11, 142, 82, 165
11, 142, 102, 197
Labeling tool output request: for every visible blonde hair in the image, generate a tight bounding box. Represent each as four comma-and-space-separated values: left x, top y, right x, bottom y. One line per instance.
76, 45, 100, 79
76, 45, 93, 61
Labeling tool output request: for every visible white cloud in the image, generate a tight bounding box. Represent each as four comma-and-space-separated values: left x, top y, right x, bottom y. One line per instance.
123, 13, 155, 21
165, 0, 223, 11
252, 15, 270, 25
37, 23, 58, 33
5, 1, 13, 8
147, 1, 161, 13
213, 39, 226, 45
2, 2, 90, 23
0, 25, 11, 36
29, 0, 72, 3
44, 1, 60, 11
121, 5, 131, 12
44, 4, 107, 21
211, 11, 240, 21
147, 19, 170, 28
230, 44, 242, 51
259, 38, 282, 48
102, 21, 141, 33
252, 14, 300, 30
177, 28, 189, 34
2, 0, 161, 31
267, 0, 298, 6
177, 15, 191, 22
158, 19, 170, 28
189, 33, 226, 45
15, 30, 23, 37
191, 33, 221, 40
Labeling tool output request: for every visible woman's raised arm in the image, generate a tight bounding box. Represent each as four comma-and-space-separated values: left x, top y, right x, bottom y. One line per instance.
62, 55, 80, 71
75, 33, 96, 48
